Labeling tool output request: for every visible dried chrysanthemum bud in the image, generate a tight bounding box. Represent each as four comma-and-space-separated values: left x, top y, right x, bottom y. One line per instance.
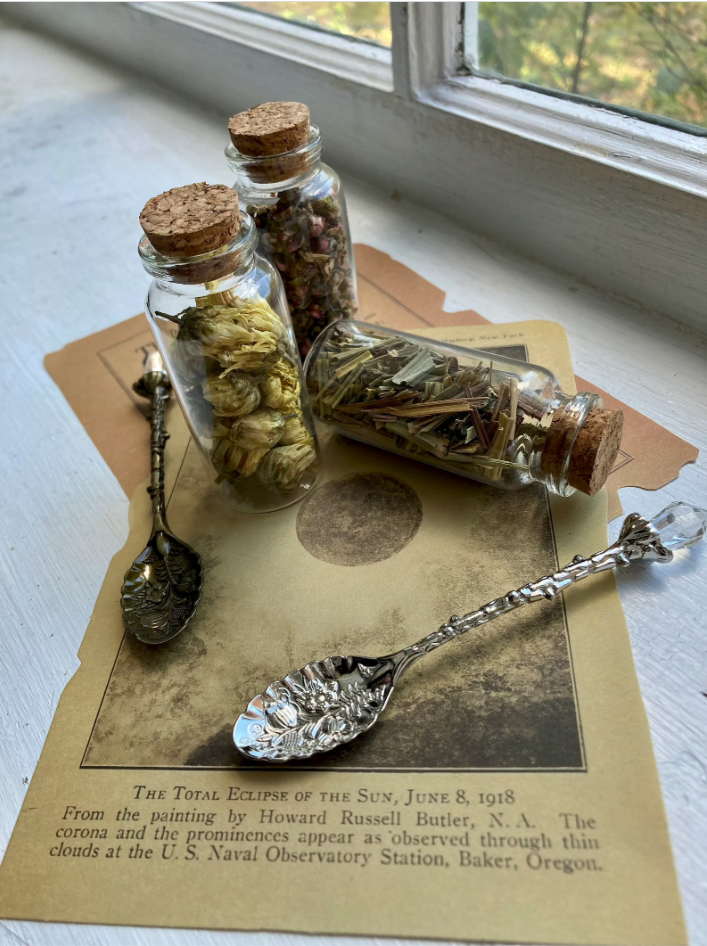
279, 413, 312, 446
229, 408, 285, 451
235, 298, 285, 330
211, 437, 233, 471
202, 372, 261, 417
238, 446, 270, 478
211, 416, 234, 441
170, 340, 212, 388
219, 346, 281, 373
261, 358, 301, 413
178, 302, 284, 368
212, 439, 269, 478
177, 306, 249, 356
256, 443, 316, 490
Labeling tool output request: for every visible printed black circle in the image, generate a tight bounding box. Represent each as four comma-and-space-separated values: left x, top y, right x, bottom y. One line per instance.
296, 473, 423, 566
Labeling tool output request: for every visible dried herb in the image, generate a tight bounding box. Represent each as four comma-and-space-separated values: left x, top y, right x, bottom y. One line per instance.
248, 191, 356, 359
307, 325, 533, 483
170, 299, 316, 491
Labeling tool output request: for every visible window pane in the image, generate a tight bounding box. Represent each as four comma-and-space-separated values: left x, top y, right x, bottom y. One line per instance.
474, 2, 707, 130
235, 2, 391, 47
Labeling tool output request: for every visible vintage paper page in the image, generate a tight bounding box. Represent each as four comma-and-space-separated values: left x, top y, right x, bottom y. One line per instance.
0, 319, 685, 944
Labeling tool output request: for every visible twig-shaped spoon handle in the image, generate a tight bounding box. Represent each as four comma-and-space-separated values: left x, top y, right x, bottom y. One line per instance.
134, 350, 171, 534
393, 512, 661, 679
234, 502, 706, 762
120, 350, 203, 645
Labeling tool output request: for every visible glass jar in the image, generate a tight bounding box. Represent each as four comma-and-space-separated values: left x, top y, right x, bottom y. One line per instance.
304, 320, 623, 498
139, 210, 319, 513
226, 118, 357, 360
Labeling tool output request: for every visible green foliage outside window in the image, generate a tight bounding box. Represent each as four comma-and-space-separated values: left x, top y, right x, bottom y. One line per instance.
237, 2, 705, 129
238, 2, 392, 47
477, 2, 707, 128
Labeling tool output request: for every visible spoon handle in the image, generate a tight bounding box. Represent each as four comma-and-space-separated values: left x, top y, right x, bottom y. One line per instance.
396, 507, 690, 670
148, 380, 171, 532
133, 351, 172, 534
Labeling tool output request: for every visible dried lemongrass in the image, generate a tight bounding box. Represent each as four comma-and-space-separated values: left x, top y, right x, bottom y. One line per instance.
307, 324, 538, 486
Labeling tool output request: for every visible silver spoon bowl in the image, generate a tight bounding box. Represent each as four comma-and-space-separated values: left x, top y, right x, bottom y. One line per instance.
234, 654, 400, 762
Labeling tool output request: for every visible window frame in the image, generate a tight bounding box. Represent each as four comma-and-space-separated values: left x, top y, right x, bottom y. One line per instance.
401, 2, 707, 199
148, 1, 707, 198
134, 1, 393, 91
462, 1, 707, 139
4, 0, 706, 332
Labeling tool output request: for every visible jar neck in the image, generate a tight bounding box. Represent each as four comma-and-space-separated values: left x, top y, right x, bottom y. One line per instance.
528, 392, 604, 496
225, 125, 324, 193
138, 212, 257, 286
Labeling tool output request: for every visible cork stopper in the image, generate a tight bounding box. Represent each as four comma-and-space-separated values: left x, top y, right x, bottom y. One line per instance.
228, 102, 312, 184
228, 102, 310, 156
139, 183, 239, 258
541, 406, 624, 497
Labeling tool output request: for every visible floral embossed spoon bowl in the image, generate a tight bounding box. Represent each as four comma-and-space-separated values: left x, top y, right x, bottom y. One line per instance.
234, 502, 706, 762
121, 351, 203, 644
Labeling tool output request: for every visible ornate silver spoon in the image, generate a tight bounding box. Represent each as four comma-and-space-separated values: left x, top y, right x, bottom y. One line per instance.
121, 350, 203, 644
235, 502, 706, 762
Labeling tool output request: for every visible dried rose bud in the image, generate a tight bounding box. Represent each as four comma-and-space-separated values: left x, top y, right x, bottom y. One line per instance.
246, 185, 356, 357
202, 372, 261, 417
256, 443, 316, 490
308, 215, 325, 237
229, 408, 285, 451
310, 196, 340, 217
289, 286, 309, 308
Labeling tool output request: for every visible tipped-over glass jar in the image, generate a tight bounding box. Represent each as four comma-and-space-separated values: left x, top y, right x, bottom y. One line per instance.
304, 320, 624, 498
138, 182, 319, 513
226, 101, 357, 360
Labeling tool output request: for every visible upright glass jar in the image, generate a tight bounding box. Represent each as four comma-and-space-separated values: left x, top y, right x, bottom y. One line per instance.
138, 182, 319, 513
304, 320, 624, 498
226, 102, 357, 360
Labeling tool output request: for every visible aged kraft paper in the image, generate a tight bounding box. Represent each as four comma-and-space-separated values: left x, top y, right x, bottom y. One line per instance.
0, 321, 685, 944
